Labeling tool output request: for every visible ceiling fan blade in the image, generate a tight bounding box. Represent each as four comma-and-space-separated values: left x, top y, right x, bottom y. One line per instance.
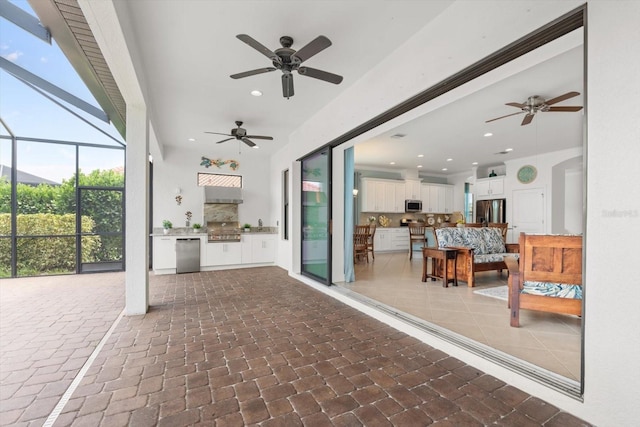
485, 111, 524, 123
298, 66, 343, 84
506, 102, 526, 109
230, 67, 276, 79
545, 91, 580, 105
548, 106, 583, 112
291, 35, 332, 63
241, 137, 256, 148
205, 132, 233, 136
246, 135, 273, 140
282, 73, 294, 98
236, 34, 281, 63
215, 138, 235, 144
521, 114, 535, 126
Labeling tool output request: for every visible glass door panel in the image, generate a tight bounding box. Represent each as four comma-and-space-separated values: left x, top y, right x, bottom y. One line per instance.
301, 149, 331, 283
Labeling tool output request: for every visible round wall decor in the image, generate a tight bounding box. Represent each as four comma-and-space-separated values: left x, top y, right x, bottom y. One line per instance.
517, 165, 537, 184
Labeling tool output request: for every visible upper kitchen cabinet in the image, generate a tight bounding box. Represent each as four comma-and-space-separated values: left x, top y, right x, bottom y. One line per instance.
476, 176, 504, 199
404, 179, 421, 200
421, 183, 454, 213
361, 178, 404, 213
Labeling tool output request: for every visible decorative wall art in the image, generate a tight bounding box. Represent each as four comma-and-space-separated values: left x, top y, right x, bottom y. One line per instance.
200, 157, 240, 171
517, 165, 538, 184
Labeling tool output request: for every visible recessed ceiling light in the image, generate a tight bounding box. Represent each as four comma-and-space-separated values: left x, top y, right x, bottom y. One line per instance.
484, 132, 493, 137
505, 148, 513, 152
253, 145, 259, 149
472, 162, 478, 165
188, 138, 196, 142
417, 154, 424, 158
390, 133, 406, 139
446, 158, 453, 162
251, 90, 263, 97
417, 165, 423, 168
390, 161, 396, 165
442, 168, 448, 171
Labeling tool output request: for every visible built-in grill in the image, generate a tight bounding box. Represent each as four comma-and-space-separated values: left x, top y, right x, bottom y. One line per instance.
207, 222, 241, 243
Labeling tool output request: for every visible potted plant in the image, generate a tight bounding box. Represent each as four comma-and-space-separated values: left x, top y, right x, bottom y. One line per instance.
243, 223, 251, 232
162, 220, 173, 234
192, 223, 202, 233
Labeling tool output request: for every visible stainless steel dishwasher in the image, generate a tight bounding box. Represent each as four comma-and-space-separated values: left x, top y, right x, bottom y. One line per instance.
176, 238, 200, 273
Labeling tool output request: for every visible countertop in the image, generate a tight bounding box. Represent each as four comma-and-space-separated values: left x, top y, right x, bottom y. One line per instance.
151, 227, 277, 237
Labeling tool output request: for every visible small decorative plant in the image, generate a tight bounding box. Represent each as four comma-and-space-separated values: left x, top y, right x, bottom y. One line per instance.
243, 223, 251, 231
162, 220, 173, 229
192, 223, 201, 230
368, 216, 377, 223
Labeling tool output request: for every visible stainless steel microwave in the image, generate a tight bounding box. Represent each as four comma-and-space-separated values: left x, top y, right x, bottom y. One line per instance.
405, 199, 422, 212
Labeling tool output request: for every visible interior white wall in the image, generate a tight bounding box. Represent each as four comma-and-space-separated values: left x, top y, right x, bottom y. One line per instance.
272, 1, 640, 425
504, 146, 582, 241
153, 146, 272, 228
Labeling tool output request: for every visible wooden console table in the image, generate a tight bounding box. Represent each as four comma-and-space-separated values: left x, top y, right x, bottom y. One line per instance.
422, 247, 458, 287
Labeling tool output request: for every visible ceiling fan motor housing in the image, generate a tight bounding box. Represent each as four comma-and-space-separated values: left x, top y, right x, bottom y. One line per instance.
525, 95, 549, 114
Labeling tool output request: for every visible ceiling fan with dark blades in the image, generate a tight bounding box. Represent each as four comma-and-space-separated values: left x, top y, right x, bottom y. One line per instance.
486, 91, 583, 126
230, 34, 343, 99
205, 121, 273, 148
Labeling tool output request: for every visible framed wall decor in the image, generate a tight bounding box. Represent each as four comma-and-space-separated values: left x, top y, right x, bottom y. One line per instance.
517, 165, 537, 184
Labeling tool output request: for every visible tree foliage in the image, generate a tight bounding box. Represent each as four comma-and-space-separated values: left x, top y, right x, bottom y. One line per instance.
0, 169, 125, 276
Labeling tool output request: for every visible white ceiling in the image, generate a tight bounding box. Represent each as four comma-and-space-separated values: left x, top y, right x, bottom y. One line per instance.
113, 1, 583, 174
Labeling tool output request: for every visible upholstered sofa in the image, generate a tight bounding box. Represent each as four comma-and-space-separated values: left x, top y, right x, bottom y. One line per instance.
435, 227, 519, 287
504, 233, 583, 327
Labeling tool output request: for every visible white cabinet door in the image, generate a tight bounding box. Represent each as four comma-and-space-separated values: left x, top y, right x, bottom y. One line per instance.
361, 178, 405, 213
476, 176, 504, 199
361, 178, 385, 212
205, 242, 241, 266
420, 184, 453, 212
420, 184, 431, 213
251, 235, 276, 263
394, 182, 406, 212
153, 236, 176, 269
374, 229, 392, 251
443, 185, 454, 213
405, 180, 421, 200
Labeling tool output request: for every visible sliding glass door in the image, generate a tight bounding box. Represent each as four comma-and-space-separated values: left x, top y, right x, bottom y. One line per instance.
301, 148, 331, 284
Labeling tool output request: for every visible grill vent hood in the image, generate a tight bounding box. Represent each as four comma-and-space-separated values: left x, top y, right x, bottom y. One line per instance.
204, 186, 243, 204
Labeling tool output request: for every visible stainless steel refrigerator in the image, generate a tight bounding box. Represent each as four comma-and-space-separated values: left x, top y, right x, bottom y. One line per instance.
476, 198, 506, 224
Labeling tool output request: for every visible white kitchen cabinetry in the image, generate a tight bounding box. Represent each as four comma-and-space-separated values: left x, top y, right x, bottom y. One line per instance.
405, 180, 421, 200
205, 242, 242, 266
373, 228, 409, 252
251, 234, 276, 263
241, 234, 276, 264
476, 176, 504, 199
361, 178, 404, 213
153, 236, 177, 270
393, 182, 406, 213
420, 184, 454, 213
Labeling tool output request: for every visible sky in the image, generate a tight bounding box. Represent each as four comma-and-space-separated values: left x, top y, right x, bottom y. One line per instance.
0, 0, 125, 183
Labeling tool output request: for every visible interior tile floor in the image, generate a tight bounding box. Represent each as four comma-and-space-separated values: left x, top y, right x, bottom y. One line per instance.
0, 267, 591, 426
338, 252, 582, 382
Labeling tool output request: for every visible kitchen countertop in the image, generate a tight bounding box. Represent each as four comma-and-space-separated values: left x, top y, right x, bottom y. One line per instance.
151, 227, 278, 237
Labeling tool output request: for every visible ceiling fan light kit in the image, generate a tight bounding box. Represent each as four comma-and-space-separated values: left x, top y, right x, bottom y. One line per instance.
231, 34, 343, 99
486, 91, 583, 126
205, 121, 273, 148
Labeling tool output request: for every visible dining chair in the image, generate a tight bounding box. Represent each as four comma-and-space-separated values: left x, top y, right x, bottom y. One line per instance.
367, 224, 376, 260
353, 225, 371, 263
408, 223, 427, 260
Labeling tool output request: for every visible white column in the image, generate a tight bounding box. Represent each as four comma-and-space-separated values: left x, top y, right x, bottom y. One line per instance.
125, 104, 149, 315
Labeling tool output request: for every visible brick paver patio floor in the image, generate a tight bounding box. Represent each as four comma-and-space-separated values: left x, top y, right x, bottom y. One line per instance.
1, 267, 590, 426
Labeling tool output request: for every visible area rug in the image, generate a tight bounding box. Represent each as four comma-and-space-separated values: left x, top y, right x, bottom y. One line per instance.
473, 285, 508, 301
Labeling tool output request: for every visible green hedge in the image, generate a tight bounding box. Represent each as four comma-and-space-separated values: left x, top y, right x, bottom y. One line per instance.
0, 213, 100, 276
